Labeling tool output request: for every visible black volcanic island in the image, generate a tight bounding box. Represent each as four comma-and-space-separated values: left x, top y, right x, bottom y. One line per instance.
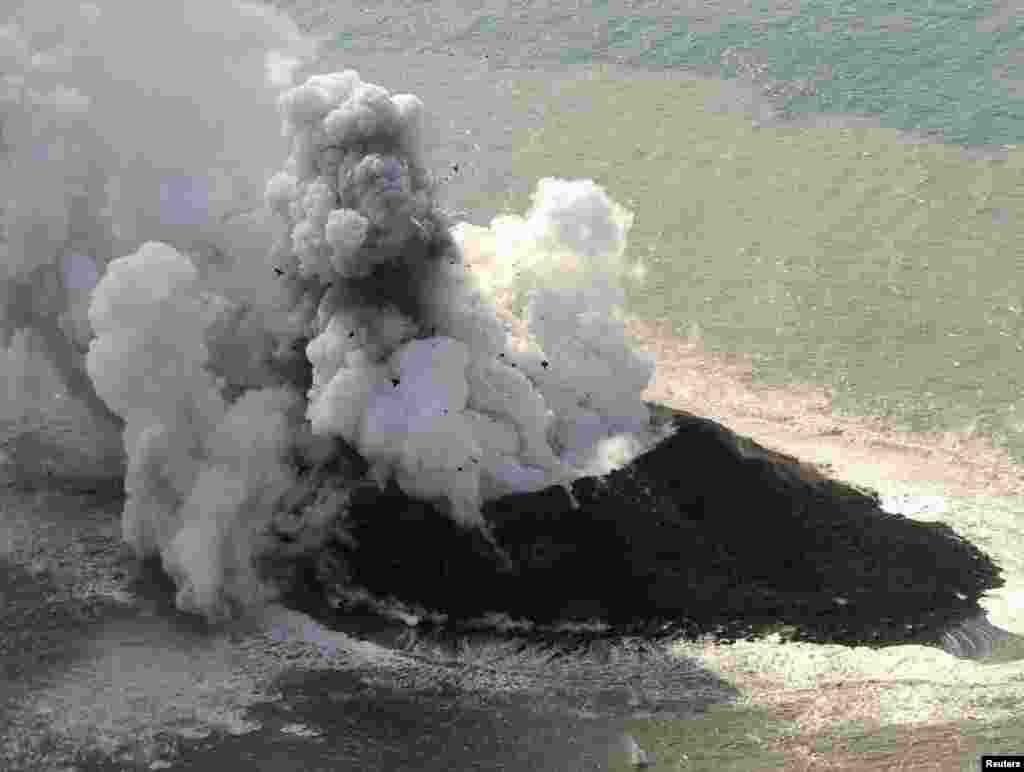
268, 400, 1007, 657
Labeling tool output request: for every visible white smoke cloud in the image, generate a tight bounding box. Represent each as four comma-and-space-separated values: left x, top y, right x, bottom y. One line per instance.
452, 178, 656, 470
270, 68, 659, 532
85, 240, 306, 618
167, 386, 300, 618
4, 0, 665, 620
0, 0, 313, 432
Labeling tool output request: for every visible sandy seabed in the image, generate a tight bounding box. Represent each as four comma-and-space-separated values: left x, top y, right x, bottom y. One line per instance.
627, 314, 1024, 500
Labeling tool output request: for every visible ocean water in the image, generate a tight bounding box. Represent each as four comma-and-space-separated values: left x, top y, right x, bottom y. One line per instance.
6, 2, 1024, 769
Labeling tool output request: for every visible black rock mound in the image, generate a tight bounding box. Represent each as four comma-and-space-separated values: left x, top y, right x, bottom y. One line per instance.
294, 402, 1006, 654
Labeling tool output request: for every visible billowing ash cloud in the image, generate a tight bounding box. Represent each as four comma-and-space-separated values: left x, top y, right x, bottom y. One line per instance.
86, 241, 303, 616
268, 69, 658, 531
1, 0, 313, 434
4, 0, 661, 620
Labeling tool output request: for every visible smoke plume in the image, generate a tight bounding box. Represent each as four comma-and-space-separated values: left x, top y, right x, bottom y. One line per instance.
3, 0, 660, 619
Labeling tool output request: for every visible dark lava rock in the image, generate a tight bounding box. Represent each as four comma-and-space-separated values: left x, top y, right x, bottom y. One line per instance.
302, 402, 1005, 652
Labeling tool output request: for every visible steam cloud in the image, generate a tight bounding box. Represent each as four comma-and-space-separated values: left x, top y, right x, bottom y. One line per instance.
2, 0, 661, 620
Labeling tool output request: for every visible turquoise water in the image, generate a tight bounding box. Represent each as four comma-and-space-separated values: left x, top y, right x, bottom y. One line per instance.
322, 0, 1024, 147
452, 0, 1024, 149
563, 0, 1024, 148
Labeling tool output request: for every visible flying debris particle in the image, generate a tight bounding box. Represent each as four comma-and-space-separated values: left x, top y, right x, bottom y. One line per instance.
273, 266, 284, 276
541, 360, 549, 369
435, 161, 463, 187
410, 216, 429, 237
623, 735, 656, 768
391, 378, 400, 387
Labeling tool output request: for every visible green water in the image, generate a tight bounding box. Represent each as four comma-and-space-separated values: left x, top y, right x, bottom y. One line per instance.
565, 0, 1024, 148
477, 68, 1024, 459
331, 0, 1024, 149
